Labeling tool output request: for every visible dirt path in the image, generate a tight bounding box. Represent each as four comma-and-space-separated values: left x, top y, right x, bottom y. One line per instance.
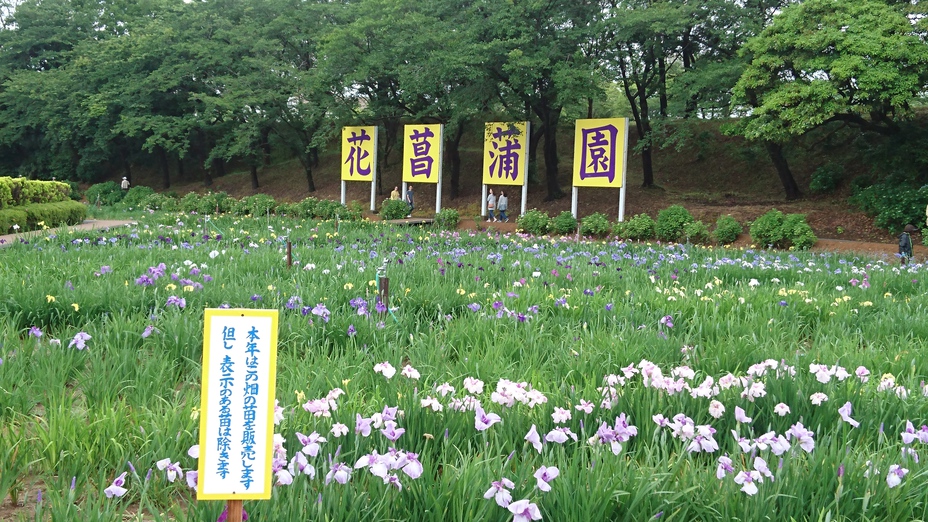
0, 219, 137, 247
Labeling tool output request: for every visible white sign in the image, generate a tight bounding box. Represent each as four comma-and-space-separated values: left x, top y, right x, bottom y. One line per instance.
197, 309, 279, 500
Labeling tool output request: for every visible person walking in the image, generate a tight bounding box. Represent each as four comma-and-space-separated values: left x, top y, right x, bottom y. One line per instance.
405, 185, 414, 217
486, 189, 497, 222
390, 186, 400, 200
899, 224, 916, 265
121, 177, 130, 191
497, 191, 509, 222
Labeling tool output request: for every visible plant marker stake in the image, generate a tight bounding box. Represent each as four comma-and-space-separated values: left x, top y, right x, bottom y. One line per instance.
286, 240, 292, 268
228, 499, 243, 522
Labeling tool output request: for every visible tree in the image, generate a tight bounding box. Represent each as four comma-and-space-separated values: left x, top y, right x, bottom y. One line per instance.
731, 0, 928, 198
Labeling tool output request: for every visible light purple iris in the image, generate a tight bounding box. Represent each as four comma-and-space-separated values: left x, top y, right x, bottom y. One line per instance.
29, 326, 42, 338
104, 472, 128, 498
69, 332, 91, 350
483, 477, 515, 507
534, 465, 559, 492
508, 499, 542, 522
525, 425, 543, 453
312, 303, 331, 323
474, 405, 501, 431
165, 295, 186, 308
380, 421, 405, 442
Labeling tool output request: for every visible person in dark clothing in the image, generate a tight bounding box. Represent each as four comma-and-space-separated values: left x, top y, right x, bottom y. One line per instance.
405, 186, 414, 217
899, 224, 916, 265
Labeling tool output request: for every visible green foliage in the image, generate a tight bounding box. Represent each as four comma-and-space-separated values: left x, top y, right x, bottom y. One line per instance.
749, 209, 786, 247
580, 212, 611, 238
297, 198, 319, 219
655, 205, 695, 242
750, 209, 817, 249
550, 211, 578, 235
0, 208, 28, 233
18, 201, 87, 229
66, 181, 82, 201
85, 182, 124, 206
683, 220, 711, 245
236, 194, 277, 217
809, 163, 842, 194
313, 199, 342, 220
197, 192, 235, 215
621, 214, 657, 241
850, 180, 928, 232
381, 199, 409, 221
179, 192, 201, 214
516, 209, 550, 235
713, 215, 743, 245
434, 208, 460, 230
121, 186, 155, 209
140, 193, 178, 212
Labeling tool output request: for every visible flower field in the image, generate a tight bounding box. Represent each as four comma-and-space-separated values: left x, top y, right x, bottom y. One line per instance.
2, 213, 928, 521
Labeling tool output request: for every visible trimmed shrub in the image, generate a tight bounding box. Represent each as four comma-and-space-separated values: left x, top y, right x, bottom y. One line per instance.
580, 212, 611, 238
122, 186, 156, 209
516, 209, 550, 235
683, 220, 711, 245
713, 215, 743, 245
297, 198, 319, 219
656, 205, 695, 242
313, 199, 342, 220
381, 199, 409, 220
550, 211, 578, 235
611, 220, 627, 240
435, 208, 460, 230
749, 209, 786, 247
623, 213, 656, 241
0, 208, 28, 233
19, 201, 86, 228
240, 194, 277, 217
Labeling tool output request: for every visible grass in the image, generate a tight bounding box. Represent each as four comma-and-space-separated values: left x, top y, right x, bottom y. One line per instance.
1, 212, 927, 520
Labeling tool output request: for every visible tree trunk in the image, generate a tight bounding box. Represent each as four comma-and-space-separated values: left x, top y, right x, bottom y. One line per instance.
261, 127, 272, 166
448, 130, 463, 199
177, 157, 185, 181
250, 164, 259, 189
638, 89, 655, 187
587, 97, 594, 119
158, 147, 170, 189
304, 153, 316, 192
764, 141, 801, 200
540, 106, 564, 201
658, 52, 668, 118
528, 121, 544, 185
681, 29, 698, 118
123, 161, 132, 184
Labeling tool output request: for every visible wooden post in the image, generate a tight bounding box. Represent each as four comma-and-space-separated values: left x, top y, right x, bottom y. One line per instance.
227, 500, 243, 522
286, 240, 292, 268
378, 276, 390, 314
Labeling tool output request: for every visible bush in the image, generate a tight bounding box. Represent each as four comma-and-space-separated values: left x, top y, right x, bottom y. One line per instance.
121, 186, 155, 209
749, 209, 786, 247
179, 192, 201, 213
66, 181, 82, 201
782, 214, 817, 250
435, 208, 460, 230
19, 201, 86, 229
344, 201, 364, 221
241, 194, 277, 217
381, 199, 409, 220
656, 205, 695, 242
611, 220, 627, 240
683, 220, 711, 244
622, 214, 656, 241
297, 198, 319, 219
197, 191, 235, 215
713, 215, 743, 245
850, 179, 928, 232
0, 208, 28, 233
140, 193, 178, 212
313, 199, 342, 220
809, 163, 842, 194
580, 212, 611, 238
85, 181, 124, 206
550, 211, 578, 235
516, 209, 550, 235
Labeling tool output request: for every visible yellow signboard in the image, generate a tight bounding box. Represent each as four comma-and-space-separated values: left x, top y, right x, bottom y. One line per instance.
341, 126, 377, 181
198, 309, 279, 500
402, 124, 442, 184
572, 118, 628, 188
483, 122, 528, 186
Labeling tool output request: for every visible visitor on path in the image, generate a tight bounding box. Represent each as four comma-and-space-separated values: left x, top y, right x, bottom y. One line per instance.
487, 189, 497, 222
899, 224, 915, 265
390, 186, 400, 200
121, 177, 130, 190
497, 191, 509, 222
405, 185, 414, 217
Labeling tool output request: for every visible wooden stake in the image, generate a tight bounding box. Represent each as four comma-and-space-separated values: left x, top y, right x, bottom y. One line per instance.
286, 240, 292, 268
378, 276, 390, 314
227, 499, 243, 522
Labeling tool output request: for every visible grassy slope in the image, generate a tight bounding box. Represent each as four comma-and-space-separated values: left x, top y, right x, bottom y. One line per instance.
124, 120, 891, 242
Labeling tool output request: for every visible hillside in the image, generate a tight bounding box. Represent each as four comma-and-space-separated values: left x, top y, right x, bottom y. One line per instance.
122, 121, 894, 244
